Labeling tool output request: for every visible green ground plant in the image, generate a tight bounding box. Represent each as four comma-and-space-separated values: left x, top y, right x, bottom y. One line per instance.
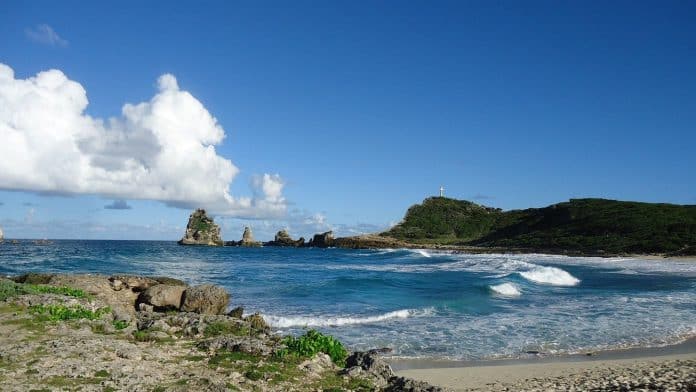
276, 329, 348, 366
0, 280, 87, 301
28, 304, 110, 322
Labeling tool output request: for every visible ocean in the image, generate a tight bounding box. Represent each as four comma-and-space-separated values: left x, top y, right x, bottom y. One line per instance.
1, 240, 694, 360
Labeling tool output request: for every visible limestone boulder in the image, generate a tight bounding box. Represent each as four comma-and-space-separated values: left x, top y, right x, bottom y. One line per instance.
181, 284, 230, 315
138, 284, 187, 311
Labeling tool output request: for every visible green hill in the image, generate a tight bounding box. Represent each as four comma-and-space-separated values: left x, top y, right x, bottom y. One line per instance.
383, 197, 696, 255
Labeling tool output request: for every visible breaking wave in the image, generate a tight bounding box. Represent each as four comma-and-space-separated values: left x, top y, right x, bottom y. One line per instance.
518, 266, 580, 286
263, 308, 434, 328
489, 283, 522, 297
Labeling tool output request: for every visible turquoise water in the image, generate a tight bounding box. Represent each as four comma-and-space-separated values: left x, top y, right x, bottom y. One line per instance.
1, 240, 695, 360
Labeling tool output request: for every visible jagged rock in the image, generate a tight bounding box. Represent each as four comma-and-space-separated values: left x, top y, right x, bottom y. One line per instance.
299, 353, 337, 379
0, 226, 4, 241
343, 351, 395, 387
109, 275, 160, 292
244, 313, 269, 330
137, 284, 187, 311
234, 226, 262, 247
180, 284, 230, 315
384, 377, 444, 392
109, 275, 186, 292
265, 229, 305, 247
178, 209, 223, 246
227, 306, 244, 318
308, 231, 335, 248
12, 272, 55, 284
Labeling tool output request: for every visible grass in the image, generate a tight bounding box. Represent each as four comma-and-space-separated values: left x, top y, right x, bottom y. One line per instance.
132, 329, 174, 343
276, 329, 348, 367
0, 280, 87, 302
28, 304, 110, 322
112, 320, 129, 330
203, 321, 250, 337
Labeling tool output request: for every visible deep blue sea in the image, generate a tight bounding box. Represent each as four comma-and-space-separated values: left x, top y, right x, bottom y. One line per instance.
1, 240, 695, 360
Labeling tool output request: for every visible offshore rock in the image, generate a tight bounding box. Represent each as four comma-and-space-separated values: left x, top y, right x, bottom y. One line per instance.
178, 209, 223, 246
0, 226, 3, 241
237, 226, 262, 247
308, 231, 335, 248
265, 229, 305, 247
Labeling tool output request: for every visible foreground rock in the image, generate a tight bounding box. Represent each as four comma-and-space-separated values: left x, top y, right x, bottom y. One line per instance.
0, 272, 444, 391
180, 284, 230, 315
178, 209, 224, 246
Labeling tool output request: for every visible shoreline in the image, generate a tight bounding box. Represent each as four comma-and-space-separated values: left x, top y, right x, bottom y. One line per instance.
3, 237, 696, 262
389, 337, 696, 371
392, 339, 696, 391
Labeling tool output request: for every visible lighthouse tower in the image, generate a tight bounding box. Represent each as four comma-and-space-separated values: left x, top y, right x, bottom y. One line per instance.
439, 186, 445, 197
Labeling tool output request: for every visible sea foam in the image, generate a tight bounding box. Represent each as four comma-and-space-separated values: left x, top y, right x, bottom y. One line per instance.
518, 266, 580, 286
263, 308, 433, 328
489, 283, 522, 297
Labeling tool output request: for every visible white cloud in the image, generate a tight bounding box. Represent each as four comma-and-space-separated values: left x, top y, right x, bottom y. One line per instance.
25, 24, 68, 47
0, 63, 286, 218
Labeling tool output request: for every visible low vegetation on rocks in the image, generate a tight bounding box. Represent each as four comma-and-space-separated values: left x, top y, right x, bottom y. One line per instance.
0, 273, 441, 391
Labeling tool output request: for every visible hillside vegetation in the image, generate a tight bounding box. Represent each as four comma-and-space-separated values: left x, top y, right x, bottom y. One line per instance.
383, 197, 696, 255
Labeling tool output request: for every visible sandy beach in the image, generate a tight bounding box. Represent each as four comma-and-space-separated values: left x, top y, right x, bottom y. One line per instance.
392, 340, 696, 391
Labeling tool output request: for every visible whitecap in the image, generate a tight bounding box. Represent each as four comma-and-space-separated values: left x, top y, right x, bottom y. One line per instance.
411, 249, 432, 258
518, 266, 580, 286
489, 283, 522, 297
263, 308, 434, 328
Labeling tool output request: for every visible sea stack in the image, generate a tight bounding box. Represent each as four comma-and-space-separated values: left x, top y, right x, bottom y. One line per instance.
308, 231, 335, 248
178, 209, 223, 246
0, 226, 3, 242
238, 226, 262, 247
266, 229, 305, 247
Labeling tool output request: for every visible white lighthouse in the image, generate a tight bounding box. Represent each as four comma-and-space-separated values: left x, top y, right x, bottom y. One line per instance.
439, 186, 445, 197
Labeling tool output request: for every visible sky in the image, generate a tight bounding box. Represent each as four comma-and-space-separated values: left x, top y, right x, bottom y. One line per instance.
1, 1, 695, 240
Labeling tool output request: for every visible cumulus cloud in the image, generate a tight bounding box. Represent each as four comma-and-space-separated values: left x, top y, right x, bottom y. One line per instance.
25, 24, 68, 47
104, 200, 132, 210
0, 63, 286, 218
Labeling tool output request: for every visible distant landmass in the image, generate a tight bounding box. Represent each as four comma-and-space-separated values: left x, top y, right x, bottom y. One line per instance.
373, 197, 696, 256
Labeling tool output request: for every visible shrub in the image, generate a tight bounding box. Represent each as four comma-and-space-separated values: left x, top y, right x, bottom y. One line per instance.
29, 304, 110, 321
276, 329, 348, 366
112, 320, 129, 330
0, 280, 87, 301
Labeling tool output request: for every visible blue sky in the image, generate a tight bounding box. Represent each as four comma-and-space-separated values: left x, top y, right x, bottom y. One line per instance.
1, 1, 695, 240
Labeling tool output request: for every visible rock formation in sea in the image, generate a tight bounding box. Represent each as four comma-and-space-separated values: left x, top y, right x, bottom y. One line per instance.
234, 226, 262, 247
0, 226, 3, 242
178, 209, 223, 246
308, 231, 335, 248
265, 229, 305, 247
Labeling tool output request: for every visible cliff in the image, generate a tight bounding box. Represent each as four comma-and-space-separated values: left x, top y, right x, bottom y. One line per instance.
178, 209, 224, 246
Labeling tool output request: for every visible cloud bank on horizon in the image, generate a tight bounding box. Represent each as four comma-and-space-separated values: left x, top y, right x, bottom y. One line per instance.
0, 63, 286, 219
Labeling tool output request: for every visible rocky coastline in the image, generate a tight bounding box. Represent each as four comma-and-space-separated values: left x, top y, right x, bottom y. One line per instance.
175, 209, 692, 258
0, 272, 442, 391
